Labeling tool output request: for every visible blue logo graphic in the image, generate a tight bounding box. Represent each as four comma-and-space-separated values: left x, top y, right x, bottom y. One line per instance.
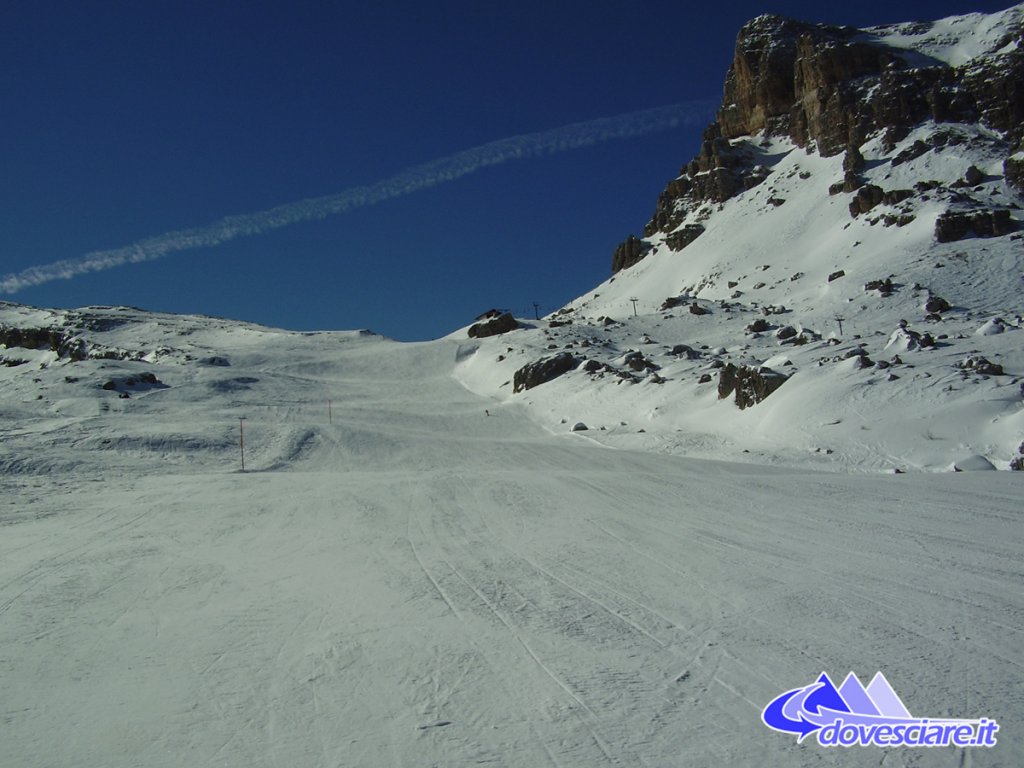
762, 672, 999, 748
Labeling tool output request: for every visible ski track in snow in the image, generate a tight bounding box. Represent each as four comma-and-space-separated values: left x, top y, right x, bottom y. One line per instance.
0, 322, 1020, 768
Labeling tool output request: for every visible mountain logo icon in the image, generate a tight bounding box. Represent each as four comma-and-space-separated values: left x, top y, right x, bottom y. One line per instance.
761, 672, 999, 748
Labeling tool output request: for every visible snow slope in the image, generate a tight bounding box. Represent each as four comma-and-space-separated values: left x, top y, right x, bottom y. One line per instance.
3, 7, 1024, 765
1, 304, 1021, 767
861, 3, 1024, 67
451, 2, 1024, 474
456, 124, 1024, 473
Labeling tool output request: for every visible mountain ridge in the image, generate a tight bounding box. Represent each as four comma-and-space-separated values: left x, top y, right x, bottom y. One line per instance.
620, 1, 1023, 271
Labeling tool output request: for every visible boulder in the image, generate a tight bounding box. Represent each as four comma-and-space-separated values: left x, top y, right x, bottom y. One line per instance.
468, 312, 519, 338
849, 184, 884, 216
513, 353, 580, 393
99, 372, 166, 393
956, 355, 1004, 375
671, 344, 700, 359
717, 363, 788, 409
964, 165, 984, 185
935, 210, 1015, 242
864, 278, 894, 296
622, 351, 659, 372
885, 326, 933, 352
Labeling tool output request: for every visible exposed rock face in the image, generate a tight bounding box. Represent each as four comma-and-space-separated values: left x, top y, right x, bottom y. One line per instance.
843, 144, 866, 174
935, 209, 1016, 242
721, 14, 1024, 154
1007, 144, 1024, 190
848, 185, 915, 217
468, 312, 519, 338
640, 128, 771, 245
717, 363, 788, 409
611, 8, 1024, 273
849, 184, 885, 216
513, 353, 580, 393
664, 224, 705, 252
0, 326, 87, 361
611, 235, 650, 272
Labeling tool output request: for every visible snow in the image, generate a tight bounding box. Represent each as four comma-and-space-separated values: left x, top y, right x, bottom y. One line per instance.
3, 7, 1024, 764
455, 118, 1024, 474
860, 3, 1024, 68
1, 302, 1022, 767
975, 317, 1008, 336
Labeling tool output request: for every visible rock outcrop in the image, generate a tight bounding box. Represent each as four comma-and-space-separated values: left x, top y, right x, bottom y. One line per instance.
717, 363, 788, 409
611, 235, 652, 273
612, 7, 1024, 273
0, 326, 87, 361
720, 13, 1024, 154
468, 312, 519, 338
513, 353, 580, 393
934, 209, 1016, 242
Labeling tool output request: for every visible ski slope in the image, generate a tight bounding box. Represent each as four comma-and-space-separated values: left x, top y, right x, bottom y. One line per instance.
1, 317, 1021, 767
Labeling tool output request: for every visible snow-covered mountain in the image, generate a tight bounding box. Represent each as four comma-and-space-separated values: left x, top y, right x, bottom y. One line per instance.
1, 7, 1023, 768
2, 301, 1022, 768
459, 3, 1024, 473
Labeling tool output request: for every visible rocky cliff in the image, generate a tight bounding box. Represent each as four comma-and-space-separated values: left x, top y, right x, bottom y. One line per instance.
614, 5, 1024, 269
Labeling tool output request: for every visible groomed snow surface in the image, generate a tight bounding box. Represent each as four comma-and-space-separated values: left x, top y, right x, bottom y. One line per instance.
1, 309, 1021, 767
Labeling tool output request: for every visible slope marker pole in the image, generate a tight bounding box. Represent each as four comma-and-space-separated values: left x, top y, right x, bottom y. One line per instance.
239, 418, 246, 472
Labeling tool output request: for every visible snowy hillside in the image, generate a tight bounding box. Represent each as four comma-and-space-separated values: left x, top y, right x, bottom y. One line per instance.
457, 4, 1024, 474
456, 124, 1024, 472
2, 5, 1023, 768
1, 302, 1021, 767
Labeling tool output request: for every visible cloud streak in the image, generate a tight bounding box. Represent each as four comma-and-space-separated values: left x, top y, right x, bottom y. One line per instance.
1, 100, 715, 294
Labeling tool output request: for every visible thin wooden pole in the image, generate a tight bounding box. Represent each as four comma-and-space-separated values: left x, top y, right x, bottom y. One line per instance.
239, 418, 246, 471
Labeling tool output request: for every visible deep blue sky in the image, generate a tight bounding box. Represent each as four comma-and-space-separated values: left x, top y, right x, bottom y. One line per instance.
1, 1, 1015, 339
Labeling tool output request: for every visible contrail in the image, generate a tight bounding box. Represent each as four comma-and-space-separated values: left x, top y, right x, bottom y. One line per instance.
0, 100, 716, 294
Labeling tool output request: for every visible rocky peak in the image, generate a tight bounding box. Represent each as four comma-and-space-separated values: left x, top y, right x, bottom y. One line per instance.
611, 5, 1024, 273
718, 15, 872, 143
720, 9, 1024, 155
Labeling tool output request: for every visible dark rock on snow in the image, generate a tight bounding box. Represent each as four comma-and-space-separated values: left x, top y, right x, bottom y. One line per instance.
513, 353, 580, 393
717, 363, 788, 410
468, 312, 519, 338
